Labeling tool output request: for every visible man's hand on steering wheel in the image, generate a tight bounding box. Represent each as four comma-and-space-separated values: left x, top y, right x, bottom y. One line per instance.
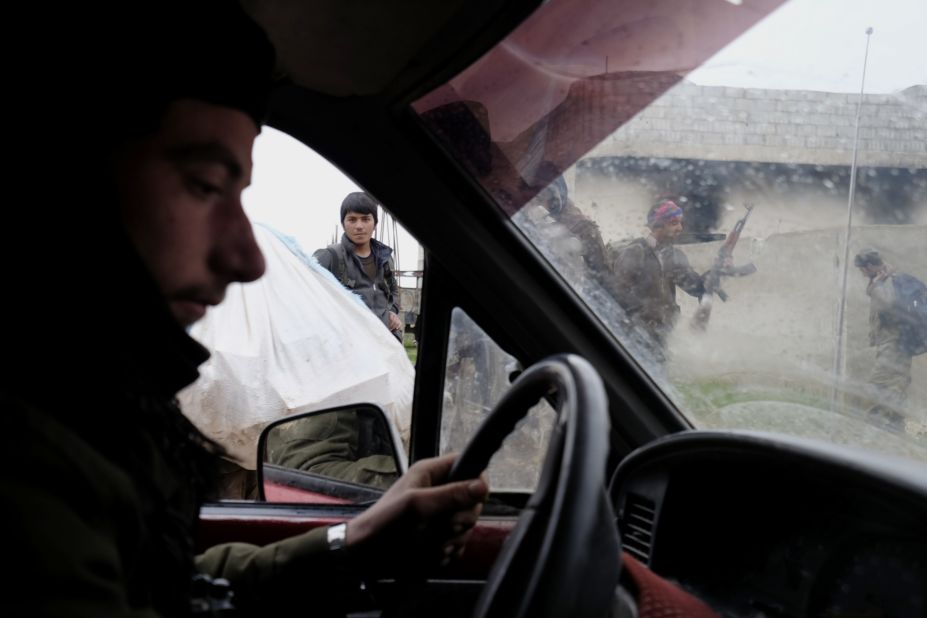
346, 453, 489, 575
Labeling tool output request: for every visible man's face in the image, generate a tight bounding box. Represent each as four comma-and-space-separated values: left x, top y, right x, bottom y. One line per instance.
652, 216, 683, 244
117, 99, 265, 326
859, 265, 879, 279
343, 211, 376, 246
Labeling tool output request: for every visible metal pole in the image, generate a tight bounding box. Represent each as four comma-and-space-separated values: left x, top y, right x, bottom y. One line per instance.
831, 27, 873, 411
392, 218, 401, 269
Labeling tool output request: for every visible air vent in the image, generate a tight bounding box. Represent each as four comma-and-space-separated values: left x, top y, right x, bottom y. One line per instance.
619, 493, 656, 565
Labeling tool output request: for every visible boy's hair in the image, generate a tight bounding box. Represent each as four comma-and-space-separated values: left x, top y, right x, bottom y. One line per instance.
341, 192, 379, 224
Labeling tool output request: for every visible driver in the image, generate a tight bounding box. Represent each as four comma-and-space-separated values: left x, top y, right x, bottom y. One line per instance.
2, 3, 487, 616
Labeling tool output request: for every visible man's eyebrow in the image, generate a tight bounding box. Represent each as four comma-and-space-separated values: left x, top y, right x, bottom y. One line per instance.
167, 142, 243, 179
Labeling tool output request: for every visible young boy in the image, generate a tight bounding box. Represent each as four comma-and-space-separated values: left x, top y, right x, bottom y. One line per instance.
315, 192, 404, 340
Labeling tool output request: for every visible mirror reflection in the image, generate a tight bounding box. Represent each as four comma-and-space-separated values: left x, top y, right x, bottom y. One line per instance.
260, 405, 402, 503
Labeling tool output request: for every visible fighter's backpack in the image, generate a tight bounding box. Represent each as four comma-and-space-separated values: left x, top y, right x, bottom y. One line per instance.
892, 272, 927, 356
325, 244, 350, 286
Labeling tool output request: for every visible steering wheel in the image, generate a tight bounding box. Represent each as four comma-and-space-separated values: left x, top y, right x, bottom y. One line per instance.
447, 354, 621, 618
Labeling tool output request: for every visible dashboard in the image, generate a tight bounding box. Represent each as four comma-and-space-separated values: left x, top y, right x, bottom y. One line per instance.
610, 431, 927, 617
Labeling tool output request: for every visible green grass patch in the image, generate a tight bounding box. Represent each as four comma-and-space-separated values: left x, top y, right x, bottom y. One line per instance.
403, 335, 418, 364
674, 377, 832, 422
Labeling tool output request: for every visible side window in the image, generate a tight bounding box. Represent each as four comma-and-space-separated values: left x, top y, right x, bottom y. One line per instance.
441, 308, 556, 492
179, 127, 421, 502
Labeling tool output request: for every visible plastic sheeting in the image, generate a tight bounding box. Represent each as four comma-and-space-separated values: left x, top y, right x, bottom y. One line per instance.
178, 224, 414, 469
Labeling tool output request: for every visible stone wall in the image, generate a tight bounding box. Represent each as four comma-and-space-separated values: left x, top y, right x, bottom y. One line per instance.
588, 82, 927, 167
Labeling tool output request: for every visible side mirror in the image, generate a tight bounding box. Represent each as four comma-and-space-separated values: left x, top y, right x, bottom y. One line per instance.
257, 404, 407, 504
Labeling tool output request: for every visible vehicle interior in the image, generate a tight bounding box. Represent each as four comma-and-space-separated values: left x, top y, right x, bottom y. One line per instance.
195, 1, 927, 617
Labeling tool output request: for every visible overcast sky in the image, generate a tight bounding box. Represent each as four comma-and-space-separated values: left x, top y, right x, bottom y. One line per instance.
243, 128, 422, 275
689, 0, 926, 93
243, 0, 926, 270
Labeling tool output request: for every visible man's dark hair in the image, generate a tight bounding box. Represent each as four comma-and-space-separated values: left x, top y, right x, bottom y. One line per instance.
103, 1, 277, 142
341, 192, 379, 224
854, 249, 884, 268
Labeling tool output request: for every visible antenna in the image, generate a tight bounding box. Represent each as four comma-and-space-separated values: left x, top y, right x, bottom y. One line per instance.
376, 206, 402, 270
831, 27, 874, 412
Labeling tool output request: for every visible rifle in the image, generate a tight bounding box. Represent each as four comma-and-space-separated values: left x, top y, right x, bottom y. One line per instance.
691, 203, 757, 330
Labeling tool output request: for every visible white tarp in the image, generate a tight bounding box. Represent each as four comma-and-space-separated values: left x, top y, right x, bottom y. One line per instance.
179, 224, 414, 469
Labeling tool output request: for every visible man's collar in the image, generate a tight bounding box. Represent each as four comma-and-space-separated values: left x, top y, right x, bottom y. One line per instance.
341, 234, 392, 261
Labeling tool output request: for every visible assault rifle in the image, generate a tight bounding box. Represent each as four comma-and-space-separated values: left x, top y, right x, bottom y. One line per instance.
691, 203, 757, 330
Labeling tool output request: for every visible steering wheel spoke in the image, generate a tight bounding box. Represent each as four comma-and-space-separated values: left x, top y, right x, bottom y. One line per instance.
449, 354, 622, 618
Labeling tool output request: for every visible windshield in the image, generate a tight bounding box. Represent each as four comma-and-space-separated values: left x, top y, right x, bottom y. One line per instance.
413, 0, 927, 462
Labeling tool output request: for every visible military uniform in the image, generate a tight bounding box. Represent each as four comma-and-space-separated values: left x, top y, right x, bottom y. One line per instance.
515, 198, 625, 307
265, 410, 399, 490
2, 257, 362, 616
864, 271, 911, 430
610, 237, 705, 359
552, 201, 611, 275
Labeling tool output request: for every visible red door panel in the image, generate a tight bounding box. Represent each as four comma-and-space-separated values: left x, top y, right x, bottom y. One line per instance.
197, 505, 515, 578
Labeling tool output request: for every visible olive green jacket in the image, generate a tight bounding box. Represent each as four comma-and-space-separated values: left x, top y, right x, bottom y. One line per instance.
3, 397, 361, 617
866, 270, 902, 346
610, 237, 705, 347
264, 410, 399, 490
